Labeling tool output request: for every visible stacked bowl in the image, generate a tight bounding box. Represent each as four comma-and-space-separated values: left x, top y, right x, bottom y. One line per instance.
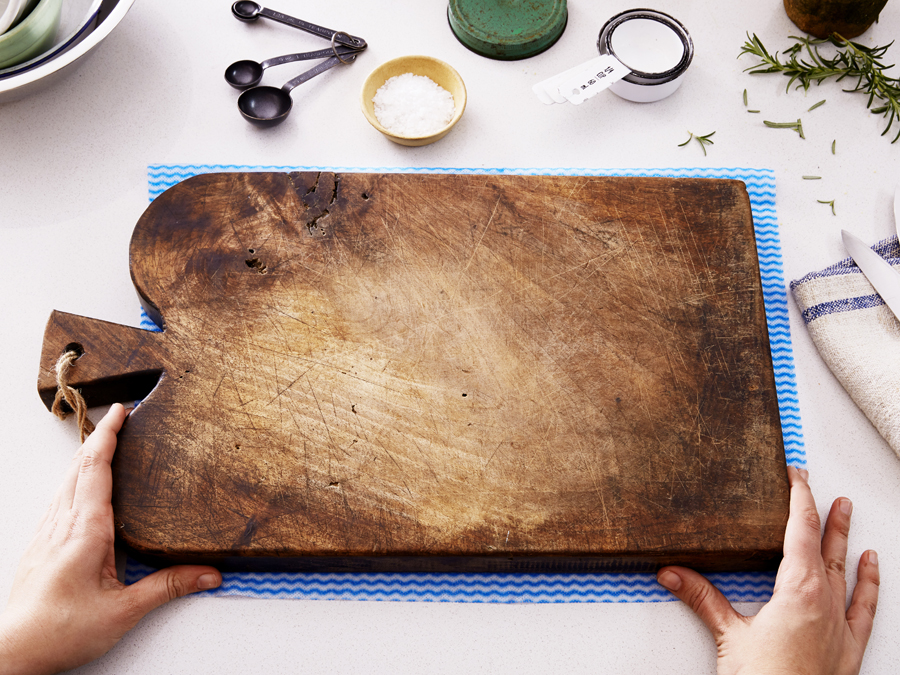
0, 0, 135, 103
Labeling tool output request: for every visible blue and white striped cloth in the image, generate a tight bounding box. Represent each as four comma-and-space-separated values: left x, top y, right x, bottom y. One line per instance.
792, 236, 900, 455
127, 165, 804, 603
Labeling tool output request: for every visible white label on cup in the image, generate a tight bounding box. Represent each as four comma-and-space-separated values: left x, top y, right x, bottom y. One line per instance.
557, 55, 631, 105
533, 55, 630, 106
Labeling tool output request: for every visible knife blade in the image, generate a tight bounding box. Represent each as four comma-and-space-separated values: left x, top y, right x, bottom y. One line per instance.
842, 228, 900, 322
894, 183, 900, 241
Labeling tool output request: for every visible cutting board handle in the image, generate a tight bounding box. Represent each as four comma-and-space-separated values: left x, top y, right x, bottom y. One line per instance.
37, 310, 169, 411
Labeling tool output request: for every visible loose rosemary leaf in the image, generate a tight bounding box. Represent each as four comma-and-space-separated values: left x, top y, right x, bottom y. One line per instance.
764, 119, 805, 138
818, 199, 836, 215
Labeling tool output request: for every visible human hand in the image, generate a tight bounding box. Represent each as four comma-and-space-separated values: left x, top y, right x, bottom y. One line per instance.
657, 467, 880, 675
0, 404, 222, 675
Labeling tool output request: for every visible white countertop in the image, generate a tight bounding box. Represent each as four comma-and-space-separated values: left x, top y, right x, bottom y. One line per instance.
1, 1, 899, 672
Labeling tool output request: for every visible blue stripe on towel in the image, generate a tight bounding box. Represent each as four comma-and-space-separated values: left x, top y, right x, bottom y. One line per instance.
132, 166, 802, 603
790, 236, 900, 324
801, 294, 888, 323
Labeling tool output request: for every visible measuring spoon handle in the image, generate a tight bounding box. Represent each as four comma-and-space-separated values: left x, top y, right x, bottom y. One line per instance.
258, 6, 366, 49
260, 46, 359, 69
281, 55, 353, 93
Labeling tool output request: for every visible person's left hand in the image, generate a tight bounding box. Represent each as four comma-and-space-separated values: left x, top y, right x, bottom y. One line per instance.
0, 404, 222, 675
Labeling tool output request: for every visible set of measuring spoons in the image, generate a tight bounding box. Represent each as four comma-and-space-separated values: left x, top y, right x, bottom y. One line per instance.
226, 1, 367, 127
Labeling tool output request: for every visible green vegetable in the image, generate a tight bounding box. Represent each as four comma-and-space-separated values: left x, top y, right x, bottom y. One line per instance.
740, 33, 900, 142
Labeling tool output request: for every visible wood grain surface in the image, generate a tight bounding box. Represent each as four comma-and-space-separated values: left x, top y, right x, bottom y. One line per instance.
38, 172, 789, 572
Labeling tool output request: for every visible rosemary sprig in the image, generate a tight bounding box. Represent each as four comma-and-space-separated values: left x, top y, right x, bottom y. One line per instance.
818, 199, 836, 215
764, 118, 806, 138
739, 32, 900, 142
695, 131, 715, 154
808, 99, 826, 111
678, 131, 716, 156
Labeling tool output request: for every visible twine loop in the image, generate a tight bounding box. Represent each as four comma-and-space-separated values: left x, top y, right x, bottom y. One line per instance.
51, 350, 95, 443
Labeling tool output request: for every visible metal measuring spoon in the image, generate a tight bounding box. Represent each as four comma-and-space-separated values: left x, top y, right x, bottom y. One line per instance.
225, 45, 361, 89
237, 54, 354, 127
231, 1, 366, 50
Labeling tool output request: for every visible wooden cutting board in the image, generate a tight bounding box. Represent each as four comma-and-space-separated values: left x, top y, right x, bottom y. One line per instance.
37, 172, 789, 572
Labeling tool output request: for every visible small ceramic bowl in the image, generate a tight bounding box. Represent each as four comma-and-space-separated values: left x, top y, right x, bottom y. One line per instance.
0, 0, 62, 71
360, 55, 467, 147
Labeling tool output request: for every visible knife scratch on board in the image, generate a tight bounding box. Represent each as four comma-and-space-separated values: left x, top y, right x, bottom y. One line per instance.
584, 453, 612, 530
459, 196, 501, 279
565, 178, 589, 201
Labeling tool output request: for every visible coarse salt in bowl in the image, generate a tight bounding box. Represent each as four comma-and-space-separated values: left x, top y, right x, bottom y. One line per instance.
360, 55, 466, 147
373, 73, 455, 138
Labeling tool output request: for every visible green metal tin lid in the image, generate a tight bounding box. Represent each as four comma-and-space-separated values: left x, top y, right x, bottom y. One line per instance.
448, 0, 567, 61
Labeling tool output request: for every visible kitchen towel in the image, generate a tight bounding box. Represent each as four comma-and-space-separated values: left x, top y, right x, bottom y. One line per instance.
791, 235, 900, 455
127, 165, 804, 603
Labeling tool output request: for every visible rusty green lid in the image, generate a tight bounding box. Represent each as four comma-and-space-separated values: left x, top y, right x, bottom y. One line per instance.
448, 0, 567, 61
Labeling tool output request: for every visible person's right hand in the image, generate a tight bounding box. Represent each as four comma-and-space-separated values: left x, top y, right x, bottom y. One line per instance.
658, 467, 880, 675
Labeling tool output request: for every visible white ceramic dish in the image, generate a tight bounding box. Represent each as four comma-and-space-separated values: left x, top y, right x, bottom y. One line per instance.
0, 0, 103, 78
0, 0, 135, 103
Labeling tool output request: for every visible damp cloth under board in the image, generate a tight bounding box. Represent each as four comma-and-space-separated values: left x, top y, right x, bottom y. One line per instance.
124, 165, 805, 603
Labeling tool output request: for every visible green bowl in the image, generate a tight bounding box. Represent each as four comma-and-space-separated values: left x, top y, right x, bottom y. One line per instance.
0, 0, 62, 70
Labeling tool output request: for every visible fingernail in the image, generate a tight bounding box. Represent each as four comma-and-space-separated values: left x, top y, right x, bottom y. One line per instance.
798, 468, 809, 481
869, 551, 879, 567
839, 498, 852, 516
198, 574, 221, 590
657, 570, 682, 592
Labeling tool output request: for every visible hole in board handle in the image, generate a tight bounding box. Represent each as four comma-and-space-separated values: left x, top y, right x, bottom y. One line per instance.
63, 342, 85, 359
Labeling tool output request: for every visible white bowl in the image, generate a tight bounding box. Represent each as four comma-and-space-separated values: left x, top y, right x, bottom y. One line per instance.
0, 0, 135, 103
